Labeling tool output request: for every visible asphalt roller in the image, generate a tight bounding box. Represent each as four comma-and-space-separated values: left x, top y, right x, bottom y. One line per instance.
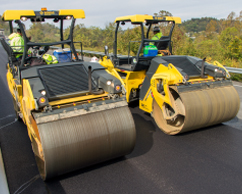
2, 9, 135, 180
148, 56, 240, 135
100, 14, 240, 135
152, 77, 240, 135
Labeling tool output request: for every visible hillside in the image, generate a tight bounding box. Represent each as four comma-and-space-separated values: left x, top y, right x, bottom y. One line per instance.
181, 17, 218, 32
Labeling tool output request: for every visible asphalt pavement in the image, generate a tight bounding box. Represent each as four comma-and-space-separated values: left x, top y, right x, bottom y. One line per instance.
1, 46, 242, 194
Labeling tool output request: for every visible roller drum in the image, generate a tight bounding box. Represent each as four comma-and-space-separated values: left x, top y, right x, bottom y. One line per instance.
153, 85, 240, 135
33, 106, 136, 180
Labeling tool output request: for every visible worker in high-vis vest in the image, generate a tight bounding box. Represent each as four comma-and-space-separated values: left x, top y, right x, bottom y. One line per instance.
42, 54, 58, 64
8, 28, 24, 58
149, 26, 163, 45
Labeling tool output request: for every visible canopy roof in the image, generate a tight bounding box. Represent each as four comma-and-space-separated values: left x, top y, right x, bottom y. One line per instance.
115, 14, 181, 24
2, 9, 85, 21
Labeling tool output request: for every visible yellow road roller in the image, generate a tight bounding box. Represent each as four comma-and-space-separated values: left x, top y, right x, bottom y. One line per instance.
99, 14, 240, 135
1, 9, 135, 180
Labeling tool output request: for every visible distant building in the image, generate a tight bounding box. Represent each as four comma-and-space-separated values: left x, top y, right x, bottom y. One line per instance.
185, 32, 196, 40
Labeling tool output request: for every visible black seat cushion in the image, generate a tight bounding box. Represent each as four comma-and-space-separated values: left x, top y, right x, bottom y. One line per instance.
155, 36, 170, 50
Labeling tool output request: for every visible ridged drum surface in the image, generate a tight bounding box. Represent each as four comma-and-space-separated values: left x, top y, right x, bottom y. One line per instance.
153, 85, 240, 135
35, 106, 136, 180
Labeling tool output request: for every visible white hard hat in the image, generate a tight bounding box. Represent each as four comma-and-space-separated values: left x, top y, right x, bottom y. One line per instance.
90, 56, 99, 62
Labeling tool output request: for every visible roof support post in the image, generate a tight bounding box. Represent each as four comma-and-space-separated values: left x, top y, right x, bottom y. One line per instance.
60, 18, 64, 49
9, 21, 13, 34
69, 18, 78, 60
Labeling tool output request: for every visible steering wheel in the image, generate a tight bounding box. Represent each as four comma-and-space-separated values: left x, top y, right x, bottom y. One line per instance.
32, 46, 40, 57
38, 46, 49, 56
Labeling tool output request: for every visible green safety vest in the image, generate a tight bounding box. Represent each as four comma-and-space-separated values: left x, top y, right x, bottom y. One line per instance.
8, 33, 17, 41
9, 33, 24, 58
149, 32, 163, 45
42, 54, 58, 64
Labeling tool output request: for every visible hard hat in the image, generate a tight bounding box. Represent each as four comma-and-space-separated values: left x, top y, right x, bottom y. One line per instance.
153, 26, 160, 32
90, 56, 99, 62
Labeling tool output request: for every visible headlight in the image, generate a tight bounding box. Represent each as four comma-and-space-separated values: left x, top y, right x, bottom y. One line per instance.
107, 81, 112, 85
21, 17, 27, 21
40, 90, 46, 96
66, 16, 72, 20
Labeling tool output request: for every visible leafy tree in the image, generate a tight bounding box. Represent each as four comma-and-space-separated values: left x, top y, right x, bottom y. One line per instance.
228, 36, 242, 59
154, 10, 172, 17
0, 15, 10, 35
27, 22, 59, 42
102, 23, 116, 51
182, 17, 218, 32
219, 27, 241, 59
117, 26, 142, 55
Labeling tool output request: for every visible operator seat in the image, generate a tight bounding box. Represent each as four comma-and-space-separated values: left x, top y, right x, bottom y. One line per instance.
155, 36, 170, 50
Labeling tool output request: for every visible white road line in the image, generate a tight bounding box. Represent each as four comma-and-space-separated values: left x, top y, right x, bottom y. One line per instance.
233, 85, 242, 88
0, 115, 15, 121
0, 120, 17, 130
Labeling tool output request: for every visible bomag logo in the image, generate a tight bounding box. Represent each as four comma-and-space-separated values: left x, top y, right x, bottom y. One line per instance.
153, 16, 166, 20
141, 103, 148, 110
39, 11, 55, 16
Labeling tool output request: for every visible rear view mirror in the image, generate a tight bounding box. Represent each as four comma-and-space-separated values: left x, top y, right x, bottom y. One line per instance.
104, 45, 109, 56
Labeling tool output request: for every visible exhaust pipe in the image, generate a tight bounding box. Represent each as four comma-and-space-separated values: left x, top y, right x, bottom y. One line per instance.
201, 57, 207, 78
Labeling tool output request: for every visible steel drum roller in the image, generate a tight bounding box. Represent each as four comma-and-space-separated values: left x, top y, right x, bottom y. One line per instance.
153, 85, 240, 135
32, 106, 136, 180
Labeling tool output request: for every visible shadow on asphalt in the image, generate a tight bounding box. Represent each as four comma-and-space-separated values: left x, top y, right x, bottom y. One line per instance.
174, 123, 223, 137
128, 113, 156, 158
45, 156, 127, 193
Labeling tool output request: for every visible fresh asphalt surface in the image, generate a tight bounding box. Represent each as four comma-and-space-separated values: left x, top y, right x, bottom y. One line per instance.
1, 45, 242, 194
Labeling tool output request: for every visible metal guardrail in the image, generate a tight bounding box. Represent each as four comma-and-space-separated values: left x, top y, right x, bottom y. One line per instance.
50, 46, 242, 74
49, 46, 127, 57
225, 67, 242, 74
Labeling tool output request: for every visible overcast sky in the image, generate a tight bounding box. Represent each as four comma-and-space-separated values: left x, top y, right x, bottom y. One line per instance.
1, 0, 241, 29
